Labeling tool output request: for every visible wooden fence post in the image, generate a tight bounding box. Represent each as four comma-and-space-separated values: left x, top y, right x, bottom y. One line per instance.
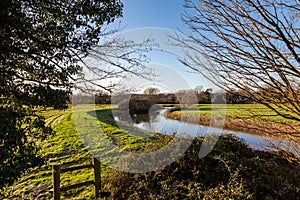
52, 164, 61, 200
93, 157, 101, 198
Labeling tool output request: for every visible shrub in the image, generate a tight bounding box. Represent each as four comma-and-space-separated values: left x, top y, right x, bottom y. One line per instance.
106, 135, 300, 199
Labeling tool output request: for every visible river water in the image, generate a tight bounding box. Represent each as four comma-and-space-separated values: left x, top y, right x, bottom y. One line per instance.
118, 108, 299, 156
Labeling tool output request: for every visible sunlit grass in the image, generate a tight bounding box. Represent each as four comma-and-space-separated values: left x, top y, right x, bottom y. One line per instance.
173, 104, 296, 123
2, 104, 299, 199
2, 105, 170, 199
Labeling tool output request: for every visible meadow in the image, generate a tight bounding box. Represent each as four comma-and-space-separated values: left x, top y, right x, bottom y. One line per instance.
167, 104, 294, 122
166, 104, 300, 139
1, 105, 171, 199
1, 105, 299, 199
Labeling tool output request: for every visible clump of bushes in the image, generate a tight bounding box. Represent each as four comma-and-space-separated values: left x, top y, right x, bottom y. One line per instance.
105, 135, 300, 199
118, 96, 161, 114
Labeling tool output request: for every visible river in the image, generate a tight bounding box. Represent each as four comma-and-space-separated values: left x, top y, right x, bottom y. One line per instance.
115, 108, 299, 157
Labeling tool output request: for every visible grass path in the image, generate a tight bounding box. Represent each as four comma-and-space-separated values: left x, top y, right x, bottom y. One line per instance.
2, 110, 94, 199
1, 106, 170, 199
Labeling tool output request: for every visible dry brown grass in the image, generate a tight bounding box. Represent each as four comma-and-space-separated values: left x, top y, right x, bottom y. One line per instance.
165, 110, 300, 150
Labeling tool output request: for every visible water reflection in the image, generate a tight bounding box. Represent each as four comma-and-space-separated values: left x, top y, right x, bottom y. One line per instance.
114, 108, 299, 157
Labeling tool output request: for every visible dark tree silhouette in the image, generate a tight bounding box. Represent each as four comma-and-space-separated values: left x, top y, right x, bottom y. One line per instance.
0, 0, 152, 188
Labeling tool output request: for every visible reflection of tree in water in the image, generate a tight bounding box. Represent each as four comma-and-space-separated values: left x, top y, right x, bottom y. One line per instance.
114, 108, 162, 124
116, 94, 163, 124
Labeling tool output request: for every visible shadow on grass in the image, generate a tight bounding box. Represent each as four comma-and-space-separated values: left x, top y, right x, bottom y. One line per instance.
87, 108, 119, 127
84, 108, 300, 199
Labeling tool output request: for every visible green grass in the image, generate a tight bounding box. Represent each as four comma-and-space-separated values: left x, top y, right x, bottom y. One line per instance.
173, 104, 297, 123
1, 105, 170, 199
1, 105, 299, 199
2, 108, 95, 199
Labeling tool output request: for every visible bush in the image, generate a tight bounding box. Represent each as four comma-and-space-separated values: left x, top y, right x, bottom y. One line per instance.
118, 96, 160, 114
106, 135, 300, 199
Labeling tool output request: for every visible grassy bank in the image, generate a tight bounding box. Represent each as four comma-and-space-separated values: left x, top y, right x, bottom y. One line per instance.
165, 104, 300, 140
0, 106, 171, 199
1, 105, 299, 199
1, 108, 94, 199
107, 135, 300, 199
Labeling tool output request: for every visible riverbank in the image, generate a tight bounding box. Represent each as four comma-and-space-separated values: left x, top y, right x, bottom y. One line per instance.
164, 105, 300, 142
1, 106, 299, 199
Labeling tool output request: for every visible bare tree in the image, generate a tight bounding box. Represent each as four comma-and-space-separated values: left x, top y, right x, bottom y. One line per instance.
74, 30, 155, 95
177, 0, 300, 119
172, 0, 300, 155
144, 87, 160, 95
193, 85, 204, 94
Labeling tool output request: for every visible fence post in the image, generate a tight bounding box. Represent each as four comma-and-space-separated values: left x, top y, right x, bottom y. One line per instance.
93, 157, 101, 198
52, 164, 61, 200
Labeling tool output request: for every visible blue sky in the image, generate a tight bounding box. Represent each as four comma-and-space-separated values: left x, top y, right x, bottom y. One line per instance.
117, 0, 186, 30
105, 0, 218, 92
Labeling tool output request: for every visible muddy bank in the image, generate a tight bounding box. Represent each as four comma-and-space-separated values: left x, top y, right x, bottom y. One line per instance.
164, 110, 300, 142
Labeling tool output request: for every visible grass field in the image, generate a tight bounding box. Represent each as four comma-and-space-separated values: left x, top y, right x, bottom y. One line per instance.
165, 104, 300, 138
1, 105, 170, 199
2, 107, 95, 199
170, 104, 295, 123
1, 105, 299, 199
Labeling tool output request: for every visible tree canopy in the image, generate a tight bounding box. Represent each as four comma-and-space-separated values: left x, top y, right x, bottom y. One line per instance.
0, 0, 123, 188
174, 0, 300, 154
175, 1, 300, 120
178, 0, 300, 120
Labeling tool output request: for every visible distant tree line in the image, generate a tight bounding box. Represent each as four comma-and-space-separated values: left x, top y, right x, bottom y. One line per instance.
72, 90, 252, 105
